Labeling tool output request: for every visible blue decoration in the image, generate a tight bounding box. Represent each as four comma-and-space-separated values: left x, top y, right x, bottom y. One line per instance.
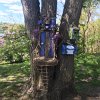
48, 33, 54, 57
38, 20, 43, 25
39, 32, 46, 56
61, 44, 76, 55
49, 47, 54, 57
33, 29, 39, 39
45, 24, 50, 30
50, 18, 56, 28
61, 44, 66, 54
74, 45, 78, 54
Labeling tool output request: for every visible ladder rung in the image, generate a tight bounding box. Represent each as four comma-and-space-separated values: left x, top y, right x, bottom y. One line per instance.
42, 75, 48, 78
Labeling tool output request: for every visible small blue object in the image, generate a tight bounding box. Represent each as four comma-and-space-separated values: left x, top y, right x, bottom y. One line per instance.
38, 20, 43, 25
61, 44, 66, 54
45, 24, 50, 29
48, 34, 54, 57
39, 32, 46, 56
50, 18, 56, 28
48, 48, 54, 57
61, 44, 76, 55
74, 45, 78, 54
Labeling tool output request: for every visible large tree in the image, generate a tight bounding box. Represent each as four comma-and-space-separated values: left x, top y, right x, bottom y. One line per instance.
21, 0, 83, 100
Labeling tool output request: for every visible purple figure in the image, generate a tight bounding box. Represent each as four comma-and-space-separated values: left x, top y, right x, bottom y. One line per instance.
33, 29, 39, 40
53, 32, 61, 44
53, 32, 62, 58
48, 33, 54, 57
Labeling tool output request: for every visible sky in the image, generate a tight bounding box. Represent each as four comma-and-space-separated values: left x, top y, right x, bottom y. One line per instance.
0, 0, 65, 24
0, 0, 99, 24
0, 0, 24, 23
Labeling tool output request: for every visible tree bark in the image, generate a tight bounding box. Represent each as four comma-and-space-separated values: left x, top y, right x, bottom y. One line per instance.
54, 0, 83, 96
41, 0, 57, 18
21, 0, 83, 100
21, 0, 40, 37
21, 0, 40, 97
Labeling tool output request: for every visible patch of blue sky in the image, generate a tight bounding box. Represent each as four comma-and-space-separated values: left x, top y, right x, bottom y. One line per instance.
0, 3, 6, 10
0, 0, 99, 24
0, 0, 24, 24
91, 5, 100, 21
57, 1, 64, 24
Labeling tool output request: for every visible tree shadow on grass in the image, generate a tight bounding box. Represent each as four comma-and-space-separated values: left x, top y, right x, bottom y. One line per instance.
0, 62, 30, 99
0, 81, 25, 100
0, 62, 30, 78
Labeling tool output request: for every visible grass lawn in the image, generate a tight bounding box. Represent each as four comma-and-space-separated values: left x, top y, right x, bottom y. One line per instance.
0, 54, 100, 100
0, 61, 30, 100
74, 53, 100, 99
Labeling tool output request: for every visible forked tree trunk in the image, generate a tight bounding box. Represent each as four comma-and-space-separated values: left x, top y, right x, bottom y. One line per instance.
21, 0, 83, 100
56, 0, 83, 95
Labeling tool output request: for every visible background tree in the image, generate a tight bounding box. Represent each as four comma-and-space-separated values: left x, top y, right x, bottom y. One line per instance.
0, 24, 30, 63
79, 0, 100, 53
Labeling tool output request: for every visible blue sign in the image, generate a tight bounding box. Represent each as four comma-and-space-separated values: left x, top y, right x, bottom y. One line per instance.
61, 44, 77, 55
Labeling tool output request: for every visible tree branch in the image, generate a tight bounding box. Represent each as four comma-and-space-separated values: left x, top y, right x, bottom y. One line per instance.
21, 0, 40, 39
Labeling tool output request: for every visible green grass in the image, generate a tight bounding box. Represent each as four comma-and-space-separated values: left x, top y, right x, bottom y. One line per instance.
0, 54, 100, 99
75, 53, 100, 96
75, 53, 100, 82
0, 61, 30, 99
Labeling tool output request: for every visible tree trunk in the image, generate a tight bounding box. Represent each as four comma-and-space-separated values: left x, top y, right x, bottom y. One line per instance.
21, 0, 41, 97
21, 0, 40, 37
21, 0, 83, 100
52, 0, 83, 99
41, 0, 57, 18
